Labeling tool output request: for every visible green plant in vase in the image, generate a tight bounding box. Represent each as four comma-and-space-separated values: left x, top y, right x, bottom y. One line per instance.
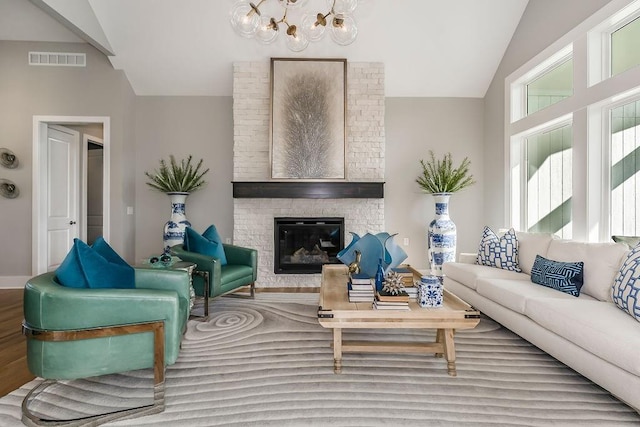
416, 151, 475, 274
145, 155, 209, 193
145, 155, 209, 251
416, 151, 475, 194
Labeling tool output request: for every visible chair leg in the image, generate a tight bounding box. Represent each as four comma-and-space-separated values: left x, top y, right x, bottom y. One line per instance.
250, 282, 255, 299
21, 321, 166, 426
22, 379, 165, 427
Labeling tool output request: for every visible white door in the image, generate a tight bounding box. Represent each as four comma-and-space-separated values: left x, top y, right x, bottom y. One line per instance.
46, 125, 79, 271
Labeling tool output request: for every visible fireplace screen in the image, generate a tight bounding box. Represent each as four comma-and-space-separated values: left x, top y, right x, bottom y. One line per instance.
274, 217, 344, 274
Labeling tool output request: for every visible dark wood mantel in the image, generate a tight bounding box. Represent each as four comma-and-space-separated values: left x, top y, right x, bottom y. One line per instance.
232, 181, 384, 199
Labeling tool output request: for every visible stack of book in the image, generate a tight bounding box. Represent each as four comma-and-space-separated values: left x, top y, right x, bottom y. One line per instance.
403, 285, 418, 300
348, 273, 374, 302
373, 290, 410, 310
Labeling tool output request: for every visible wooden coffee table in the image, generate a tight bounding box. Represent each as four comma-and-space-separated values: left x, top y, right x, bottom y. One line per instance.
317, 264, 480, 376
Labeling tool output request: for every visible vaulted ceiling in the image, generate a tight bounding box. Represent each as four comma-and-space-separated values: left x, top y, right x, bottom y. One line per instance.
1, 0, 529, 97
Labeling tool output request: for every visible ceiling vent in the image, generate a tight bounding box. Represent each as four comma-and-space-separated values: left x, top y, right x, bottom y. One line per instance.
28, 52, 86, 67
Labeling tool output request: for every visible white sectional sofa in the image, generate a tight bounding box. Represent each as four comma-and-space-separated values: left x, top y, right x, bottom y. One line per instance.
443, 232, 640, 413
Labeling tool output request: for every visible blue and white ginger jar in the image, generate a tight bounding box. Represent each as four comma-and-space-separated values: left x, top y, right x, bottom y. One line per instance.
163, 192, 191, 251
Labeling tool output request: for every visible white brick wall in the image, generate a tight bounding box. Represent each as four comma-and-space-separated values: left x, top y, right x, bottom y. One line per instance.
233, 61, 385, 288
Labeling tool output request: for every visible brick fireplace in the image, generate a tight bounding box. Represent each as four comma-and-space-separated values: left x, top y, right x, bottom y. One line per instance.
232, 61, 385, 288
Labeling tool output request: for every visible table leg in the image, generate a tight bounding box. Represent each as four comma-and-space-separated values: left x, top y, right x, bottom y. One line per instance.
442, 328, 456, 376
435, 329, 444, 358
333, 328, 342, 374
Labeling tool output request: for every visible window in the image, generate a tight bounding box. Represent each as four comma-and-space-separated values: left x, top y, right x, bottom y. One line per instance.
525, 124, 573, 238
611, 16, 640, 76
507, 1, 640, 242
527, 58, 573, 115
610, 98, 640, 235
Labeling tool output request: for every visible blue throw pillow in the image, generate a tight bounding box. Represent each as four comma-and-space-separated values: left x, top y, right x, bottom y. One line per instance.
476, 227, 522, 272
612, 243, 640, 321
530, 255, 584, 297
55, 238, 135, 289
92, 236, 129, 267
185, 226, 227, 265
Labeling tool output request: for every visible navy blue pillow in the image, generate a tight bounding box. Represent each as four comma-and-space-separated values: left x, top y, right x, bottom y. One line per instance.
530, 255, 584, 297
55, 238, 135, 289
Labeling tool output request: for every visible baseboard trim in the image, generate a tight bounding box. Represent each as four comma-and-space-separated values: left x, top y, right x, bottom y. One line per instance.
0, 276, 29, 289
255, 287, 319, 293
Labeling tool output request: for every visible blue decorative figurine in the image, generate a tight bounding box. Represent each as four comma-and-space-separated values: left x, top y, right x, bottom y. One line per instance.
374, 258, 384, 292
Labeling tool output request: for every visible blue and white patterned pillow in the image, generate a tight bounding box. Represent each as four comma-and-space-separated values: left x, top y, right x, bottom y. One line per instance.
531, 255, 584, 296
612, 244, 640, 322
476, 226, 522, 272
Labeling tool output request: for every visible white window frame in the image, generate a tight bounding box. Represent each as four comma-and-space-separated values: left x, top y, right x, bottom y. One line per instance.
593, 92, 640, 240
510, 44, 573, 123
510, 116, 573, 232
505, 0, 640, 242
588, 0, 640, 86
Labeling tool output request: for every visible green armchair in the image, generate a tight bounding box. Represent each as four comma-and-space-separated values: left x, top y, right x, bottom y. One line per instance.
22, 268, 191, 426
171, 243, 257, 316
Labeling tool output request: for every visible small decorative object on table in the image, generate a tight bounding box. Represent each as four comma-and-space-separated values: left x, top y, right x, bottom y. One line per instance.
337, 232, 408, 278
144, 249, 178, 268
417, 274, 443, 308
374, 258, 385, 292
382, 270, 406, 295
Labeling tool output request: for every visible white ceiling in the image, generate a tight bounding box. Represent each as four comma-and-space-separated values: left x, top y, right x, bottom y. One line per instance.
1, 0, 529, 97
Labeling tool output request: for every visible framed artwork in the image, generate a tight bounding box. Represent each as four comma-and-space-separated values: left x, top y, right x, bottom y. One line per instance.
270, 58, 346, 180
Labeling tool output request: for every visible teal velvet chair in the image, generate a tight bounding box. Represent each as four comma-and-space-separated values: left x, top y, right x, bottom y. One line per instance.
171, 243, 257, 316
22, 268, 191, 426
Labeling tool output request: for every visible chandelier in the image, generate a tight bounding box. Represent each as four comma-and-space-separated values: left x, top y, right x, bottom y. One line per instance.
230, 0, 358, 52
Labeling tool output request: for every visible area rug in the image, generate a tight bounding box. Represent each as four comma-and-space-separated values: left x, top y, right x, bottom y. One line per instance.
1, 294, 639, 426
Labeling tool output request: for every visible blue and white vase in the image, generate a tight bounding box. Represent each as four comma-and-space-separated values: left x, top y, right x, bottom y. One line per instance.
427, 193, 456, 274
163, 192, 191, 251
417, 275, 443, 308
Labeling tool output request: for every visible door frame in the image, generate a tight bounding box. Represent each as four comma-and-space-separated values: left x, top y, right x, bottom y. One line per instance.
32, 116, 111, 275
82, 134, 104, 243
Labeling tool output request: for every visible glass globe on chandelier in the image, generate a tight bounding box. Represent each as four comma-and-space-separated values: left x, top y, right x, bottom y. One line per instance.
230, 0, 358, 52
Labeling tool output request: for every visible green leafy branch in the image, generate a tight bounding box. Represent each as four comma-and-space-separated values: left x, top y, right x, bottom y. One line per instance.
416, 151, 475, 194
145, 155, 209, 193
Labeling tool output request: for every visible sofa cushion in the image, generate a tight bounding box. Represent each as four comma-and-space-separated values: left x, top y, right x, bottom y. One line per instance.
525, 297, 640, 376
185, 226, 227, 265
202, 225, 228, 265
55, 238, 135, 289
530, 255, 584, 297
476, 227, 522, 272
475, 277, 586, 315
443, 262, 530, 291
92, 236, 130, 267
515, 231, 556, 274
546, 240, 628, 302
612, 244, 640, 322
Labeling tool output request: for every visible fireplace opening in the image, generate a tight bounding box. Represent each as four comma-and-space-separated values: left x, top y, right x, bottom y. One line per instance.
274, 217, 344, 274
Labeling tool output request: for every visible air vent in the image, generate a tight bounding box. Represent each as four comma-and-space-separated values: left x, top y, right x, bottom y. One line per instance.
28, 52, 86, 67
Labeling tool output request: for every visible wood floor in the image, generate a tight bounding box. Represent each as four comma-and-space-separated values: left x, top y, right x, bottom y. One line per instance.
0, 289, 34, 397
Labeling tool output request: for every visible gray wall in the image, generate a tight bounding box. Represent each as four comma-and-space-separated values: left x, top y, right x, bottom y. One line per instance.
483, 0, 615, 229
134, 96, 233, 262
385, 98, 485, 268
0, 40, 136, 276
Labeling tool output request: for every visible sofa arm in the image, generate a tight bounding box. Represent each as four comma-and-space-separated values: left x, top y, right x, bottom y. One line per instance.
135, 267, 190, 303
24, 273, 181, 333
458, 253, 477, 264
170, 245, 221, 278
223, 244, 257, 267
